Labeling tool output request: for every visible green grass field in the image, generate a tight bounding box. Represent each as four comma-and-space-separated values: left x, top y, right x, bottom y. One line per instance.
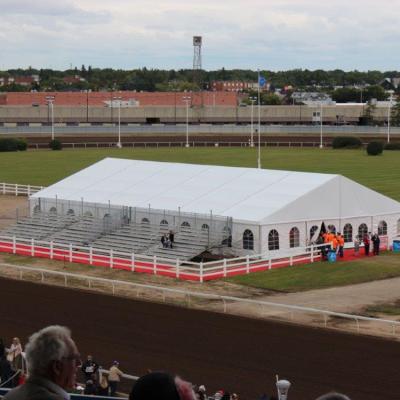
226, 252, 400, 292
1, 147, 400, 200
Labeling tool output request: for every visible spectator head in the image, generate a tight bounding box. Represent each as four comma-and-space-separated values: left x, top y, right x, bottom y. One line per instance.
12, 337, 21, 346
113, 360, 119, 366
198, 385, 206, 393
315, 393, 351, 400
25, 325, 81, 390
130, 372, 196, 400
87, 355, 92, 361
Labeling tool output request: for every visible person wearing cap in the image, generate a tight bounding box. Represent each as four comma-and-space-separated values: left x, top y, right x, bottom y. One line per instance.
4, 325, 81, 400
108, 361, 123, 397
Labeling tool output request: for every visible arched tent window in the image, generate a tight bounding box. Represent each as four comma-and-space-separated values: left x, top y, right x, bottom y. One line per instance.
327, 224, 336, 234
343, 224, 353, 243
309, 225, 319, 240
243, 229, 254, 250
67, 209, 75, 216
49, 207, 57, 214
181, 221, 191, 230
268, 229, 279, 250
84, 211, 93, 218
201, 224, 209, 232
33, 205, 40, 214
289, 227, 300, 248
160, 219, 168, 227
358, 223, 368, 238
378, 220, 387, 236
141, 218, 150, 225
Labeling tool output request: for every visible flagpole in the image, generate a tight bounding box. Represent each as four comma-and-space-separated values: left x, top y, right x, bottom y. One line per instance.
257, 69, 261, 169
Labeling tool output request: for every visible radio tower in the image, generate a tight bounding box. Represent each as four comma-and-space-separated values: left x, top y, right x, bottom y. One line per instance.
193, 36, 202, 71
192, 36, 203, 106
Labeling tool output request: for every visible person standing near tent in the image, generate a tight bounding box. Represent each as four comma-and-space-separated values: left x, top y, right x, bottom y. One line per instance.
371, 233, 380, 255
353, 236, 360, 256
337, 232, 344, 258
363, 233, 370, 256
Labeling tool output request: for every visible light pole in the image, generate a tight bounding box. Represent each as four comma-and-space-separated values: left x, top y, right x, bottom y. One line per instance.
249, 97, 256, 147
319, 102, 323, 149
387, 90, 394, 143
113, 96, 122, 148
45, 96, 55, 141
257, 73, 262, 169
182, 95, 191, 148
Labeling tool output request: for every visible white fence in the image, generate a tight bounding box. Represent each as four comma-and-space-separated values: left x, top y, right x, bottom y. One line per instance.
0, 234, 324, 282
1, 262, 400, 339
0, 182, 44, 196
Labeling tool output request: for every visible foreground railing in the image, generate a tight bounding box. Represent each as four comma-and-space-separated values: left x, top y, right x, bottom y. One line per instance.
0, 234, 324, 282
0, 182, 44, 196
1, 262, 399, 339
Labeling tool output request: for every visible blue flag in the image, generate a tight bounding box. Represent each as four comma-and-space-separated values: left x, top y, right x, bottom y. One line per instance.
258, 75, 266, 87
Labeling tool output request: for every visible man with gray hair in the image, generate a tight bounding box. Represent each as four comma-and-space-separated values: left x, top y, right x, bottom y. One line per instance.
5, 325, 81, 400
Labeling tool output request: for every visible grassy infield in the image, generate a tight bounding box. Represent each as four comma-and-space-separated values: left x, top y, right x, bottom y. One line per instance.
1, 147, 400, 313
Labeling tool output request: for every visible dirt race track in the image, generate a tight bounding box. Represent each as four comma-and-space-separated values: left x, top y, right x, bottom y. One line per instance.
1, 277, 399, 400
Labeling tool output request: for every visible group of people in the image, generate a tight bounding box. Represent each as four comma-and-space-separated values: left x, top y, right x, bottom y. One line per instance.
316, 231, 345, 260
0, 328, 124, 397
1, 325, 353, 400
353, 232, 381, 256
161, 230, 175, 249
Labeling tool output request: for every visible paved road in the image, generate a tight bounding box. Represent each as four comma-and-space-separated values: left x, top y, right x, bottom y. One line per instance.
1, 277, 399, 400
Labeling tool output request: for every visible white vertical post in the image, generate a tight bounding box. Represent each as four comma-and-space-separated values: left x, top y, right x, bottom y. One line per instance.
27, 185, 31, 196
31, 238, 34, 256
12, 235, 16, 254
246, 255, 250, 273
89, 246, 93, 265
153, 255, 157, 274
15, 185, 18, 196
311, 245, 314, 262
199, 261, 203, 283
223, 258, 227, 277
2, 183, 5, 195
69, 244, 73, 263
176, 258, 180, 278
50, 241, 54, 259
268, 258, 272, 270
110, 249, 113, 269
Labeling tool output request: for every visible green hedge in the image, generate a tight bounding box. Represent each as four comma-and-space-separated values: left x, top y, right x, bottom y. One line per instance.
384, 142, 400, 150
0, 138, 28, 152
49, 139, 63, 150
332, 136, 362, 149
367, 141, 384, 156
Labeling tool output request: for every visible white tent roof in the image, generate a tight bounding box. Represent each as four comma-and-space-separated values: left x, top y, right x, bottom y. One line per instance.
32, 158, 400, 224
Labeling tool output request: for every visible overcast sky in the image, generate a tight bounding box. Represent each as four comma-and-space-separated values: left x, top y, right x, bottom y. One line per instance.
1, 0, 399, 71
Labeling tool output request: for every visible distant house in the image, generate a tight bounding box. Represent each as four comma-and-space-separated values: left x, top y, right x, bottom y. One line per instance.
63, 75, 86, 85
379, 77, 400, 90
292, 92, 334, 105
0, 75, 39, 87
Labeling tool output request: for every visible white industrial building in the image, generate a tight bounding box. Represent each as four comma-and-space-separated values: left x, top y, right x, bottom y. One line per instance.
30, 158, 400, 259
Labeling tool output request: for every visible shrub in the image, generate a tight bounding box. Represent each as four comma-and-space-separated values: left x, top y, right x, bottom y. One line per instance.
332, 136, 362, 149
0, 138, 19, 152
384, 142, 400, 150
366, 141, 384, 156
16, 138, 28, 151
49, 139, 62, 150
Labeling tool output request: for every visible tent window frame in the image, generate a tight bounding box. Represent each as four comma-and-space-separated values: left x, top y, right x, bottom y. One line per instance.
289, 227, 300, 248
243, 229, 254, 250
378, 220, 387, 236
343, 223, 353, 243
358, 223, 368, 238
268, 229, 279, 251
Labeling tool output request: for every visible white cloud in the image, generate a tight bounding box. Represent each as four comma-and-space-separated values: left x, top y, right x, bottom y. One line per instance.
1, 0, 400, 70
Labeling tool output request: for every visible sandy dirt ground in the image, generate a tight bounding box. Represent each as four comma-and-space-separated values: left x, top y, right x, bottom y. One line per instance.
1, 277, 400, 400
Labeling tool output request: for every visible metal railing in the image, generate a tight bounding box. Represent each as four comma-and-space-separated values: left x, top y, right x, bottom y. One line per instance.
0, 182, 44, 196
0, 234, 325, 282
1, 262, 399, 339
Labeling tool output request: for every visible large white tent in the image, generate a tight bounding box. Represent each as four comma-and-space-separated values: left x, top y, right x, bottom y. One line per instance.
31, 158, 400, 256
